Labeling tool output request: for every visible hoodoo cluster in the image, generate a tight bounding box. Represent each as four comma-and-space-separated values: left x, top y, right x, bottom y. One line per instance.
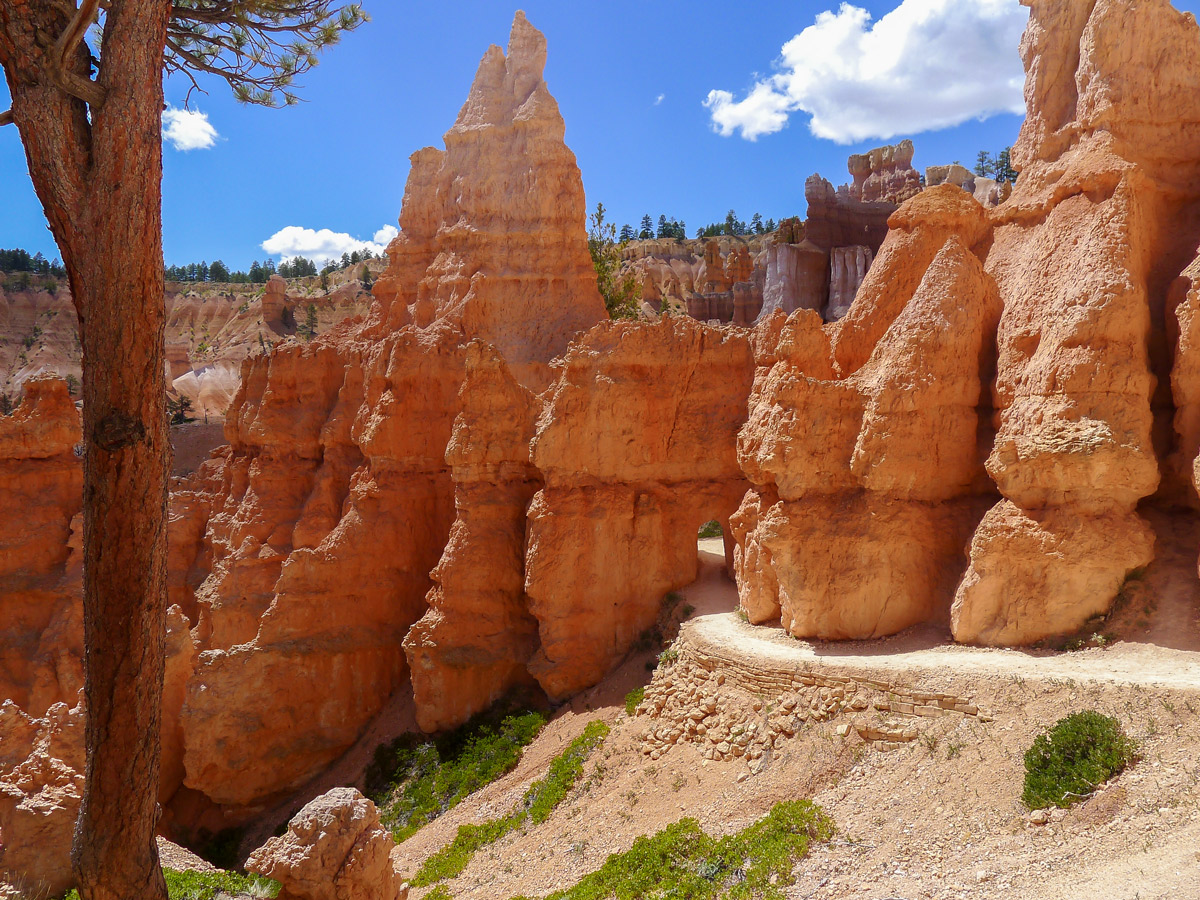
3, 2, 1200, 892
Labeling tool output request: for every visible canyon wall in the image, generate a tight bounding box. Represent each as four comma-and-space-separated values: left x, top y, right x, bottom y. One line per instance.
8, 2, 1200, 890
0, 266, 376, 422
732, 0, 1200, 647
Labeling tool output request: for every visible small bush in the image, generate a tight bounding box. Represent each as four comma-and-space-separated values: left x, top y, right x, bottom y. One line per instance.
517, 799, 833, 900
368, 709, 547, 842
64, 870, 280, 900
625, 686, 645, 716
414, 720, 610, 886
1022, 711, 1138, 809
698, 519, 723, 539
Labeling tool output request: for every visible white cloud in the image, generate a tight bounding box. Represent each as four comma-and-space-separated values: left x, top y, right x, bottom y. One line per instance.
161, 106, 218, 151
261, 224, 399, 267
654, 93, 666, 106
704, 0, 1027, 144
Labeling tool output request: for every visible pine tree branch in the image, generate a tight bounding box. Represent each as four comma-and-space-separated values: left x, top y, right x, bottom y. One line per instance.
51, 0, 106, 108
0, 109, 13, 126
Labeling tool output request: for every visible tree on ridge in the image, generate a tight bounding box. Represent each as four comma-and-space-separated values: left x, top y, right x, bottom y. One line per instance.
0, 2, 365, 898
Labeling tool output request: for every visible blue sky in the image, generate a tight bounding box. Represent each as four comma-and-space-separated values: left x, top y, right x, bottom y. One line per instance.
2, 0, 1198, 269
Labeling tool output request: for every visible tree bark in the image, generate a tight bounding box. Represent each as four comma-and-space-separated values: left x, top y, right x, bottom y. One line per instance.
0, 2, 172, 898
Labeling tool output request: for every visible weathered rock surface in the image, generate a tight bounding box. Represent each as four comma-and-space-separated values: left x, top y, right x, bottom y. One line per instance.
803, 174, 894, 256
247, 788, 407, 900
736, 232, 1000, 638
525, 316, 754, 698
404, 342, 543, 733
0, 378, 82, 717
0, 699, 84, 899
0, 269, 375, 422
827, 246, 873, 322
847, 140, 922, 205
372, 11, 605, 392
925, 164, 1010, 209
951, 0, 1200, 644
760, 239, 827, 319
174, 9, 606, 812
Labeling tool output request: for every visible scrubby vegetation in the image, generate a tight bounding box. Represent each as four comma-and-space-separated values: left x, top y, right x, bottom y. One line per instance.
508, 799, 833, 900
1023, 711, 1138, 809
698, 519, 723, 539
414, 720, 611, 886
65, 870, 279, 900
588, 203, 639, 320
624, 686, 645, 716
367, 709, 547, 842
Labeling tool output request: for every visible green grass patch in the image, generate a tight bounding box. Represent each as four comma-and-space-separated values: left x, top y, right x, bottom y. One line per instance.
1023, 710, 1138, 809
625, 686, 645, 716
509, 799, 832, 900
698, 520, 723, 539
414, 720, 611, 886
64, 870, 280, 900
366, 709, 547, 842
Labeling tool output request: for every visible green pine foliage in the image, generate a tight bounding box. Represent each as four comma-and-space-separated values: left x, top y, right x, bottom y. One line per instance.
413, 720, 611, 886
971, 145, 1018, 183
588, 203, 640, 320
698, 520, 722, 539
367, 710, 547, 843
0, 248, 65, 276
509, 800, 833, 900
1022, 711, 1138, 809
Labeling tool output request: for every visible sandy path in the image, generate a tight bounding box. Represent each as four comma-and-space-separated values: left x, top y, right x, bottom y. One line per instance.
689, 519, 1200, 691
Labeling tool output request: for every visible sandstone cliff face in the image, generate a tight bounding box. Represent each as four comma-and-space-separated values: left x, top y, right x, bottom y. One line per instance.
12, 6, 1200, 889
0, 699, 84, 898
0, 379, 82, 717
404, 342, 543, 733
525, 316, 754, 699
951, 0, 1200, 645
0, 269, 375, 423
170, 10, 606, 815
847, 140, 922, 205
372, 12, 605, 393
735, 225, 1000, 639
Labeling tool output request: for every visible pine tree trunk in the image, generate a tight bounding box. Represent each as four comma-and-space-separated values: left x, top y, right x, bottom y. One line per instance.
71, 255, 170, 900
0, 2, 172, 898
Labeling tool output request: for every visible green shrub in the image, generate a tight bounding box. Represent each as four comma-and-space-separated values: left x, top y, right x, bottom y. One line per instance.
368, 709, 547, 842
1022, 711, 1138, 809
512, 799, 833, 900
64, 870, 280, 900
624, 686, 645, 716
698, 519, 723, 539
414, 720, 610, 886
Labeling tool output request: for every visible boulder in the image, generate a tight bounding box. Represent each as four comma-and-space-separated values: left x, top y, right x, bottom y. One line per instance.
246, 788, 407, 900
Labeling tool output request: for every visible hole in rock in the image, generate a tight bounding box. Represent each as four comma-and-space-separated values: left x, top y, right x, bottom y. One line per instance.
687, 518, 739, 618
